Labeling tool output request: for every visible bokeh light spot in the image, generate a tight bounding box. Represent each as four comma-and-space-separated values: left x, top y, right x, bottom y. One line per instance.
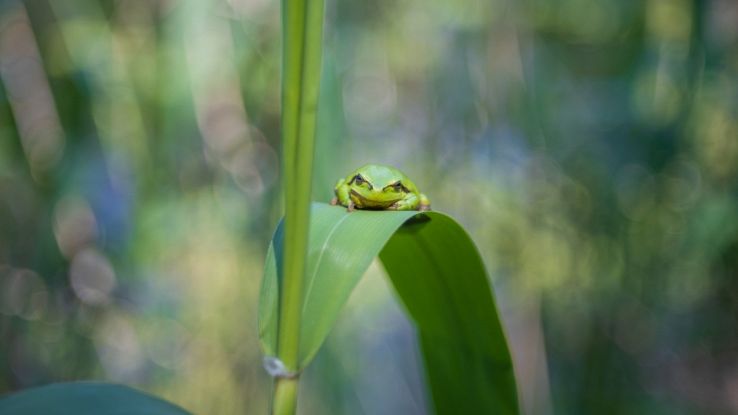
69, 248, 117, 306
53, 196, 99, 258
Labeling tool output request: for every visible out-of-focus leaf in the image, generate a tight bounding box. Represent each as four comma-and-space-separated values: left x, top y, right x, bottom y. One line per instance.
258, 202, 519, 414
0, 382, 190, 415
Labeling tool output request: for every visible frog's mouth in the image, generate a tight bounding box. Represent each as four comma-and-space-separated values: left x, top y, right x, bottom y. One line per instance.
349, 190, 400, 209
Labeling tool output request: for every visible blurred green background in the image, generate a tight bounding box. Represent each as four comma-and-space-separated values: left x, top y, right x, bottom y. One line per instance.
1, 0, 737, 413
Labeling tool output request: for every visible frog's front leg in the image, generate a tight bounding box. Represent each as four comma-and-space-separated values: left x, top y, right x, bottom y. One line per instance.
389, 193, 420, 211
332, 178, 355, 211
418, 193, 431, 211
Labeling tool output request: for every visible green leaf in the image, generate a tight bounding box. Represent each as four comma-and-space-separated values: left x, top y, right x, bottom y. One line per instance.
259, 203, 417, 363
259, 202, 519, 414
380, 213, 519, 415
0, 382, 190, 415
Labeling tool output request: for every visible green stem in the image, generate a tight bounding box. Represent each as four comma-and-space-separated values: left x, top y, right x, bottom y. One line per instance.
272, 378, 299, 415
273, 0, 325, 412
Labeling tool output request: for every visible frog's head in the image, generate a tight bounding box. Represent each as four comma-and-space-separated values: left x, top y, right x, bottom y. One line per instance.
347, 164, 412, 209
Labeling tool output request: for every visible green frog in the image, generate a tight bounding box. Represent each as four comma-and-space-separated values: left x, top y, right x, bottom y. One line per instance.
330, 164, 431, 212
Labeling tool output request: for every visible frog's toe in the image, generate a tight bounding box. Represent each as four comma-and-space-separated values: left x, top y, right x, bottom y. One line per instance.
330, 197, 338, 206
347, 201, 355, 212
419, 204, 431, 212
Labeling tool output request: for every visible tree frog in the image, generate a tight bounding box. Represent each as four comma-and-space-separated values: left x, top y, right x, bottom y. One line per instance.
330, 164, 431, 211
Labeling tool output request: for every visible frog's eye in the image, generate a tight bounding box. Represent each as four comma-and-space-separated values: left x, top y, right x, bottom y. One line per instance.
352, 174, 372, 189
389, 181, 407, 192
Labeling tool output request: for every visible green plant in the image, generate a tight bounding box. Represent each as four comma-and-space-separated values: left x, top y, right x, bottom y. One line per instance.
269, 0, 326, 412
261, 0, 519, 411
260, 203, 519, 414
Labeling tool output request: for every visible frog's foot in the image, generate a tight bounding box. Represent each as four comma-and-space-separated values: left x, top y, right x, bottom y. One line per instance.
330, 197, 338, 206
346, 200, 355, 212
388, 201, 413, 211
418, 193, 431, 211
389, 193, 422, 211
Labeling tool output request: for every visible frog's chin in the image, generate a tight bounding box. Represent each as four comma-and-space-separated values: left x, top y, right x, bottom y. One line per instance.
349, 190, 400, 209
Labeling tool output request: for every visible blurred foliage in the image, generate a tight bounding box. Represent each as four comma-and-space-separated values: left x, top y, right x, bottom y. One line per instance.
0, 382, 189, 414
0, 0, 737, 414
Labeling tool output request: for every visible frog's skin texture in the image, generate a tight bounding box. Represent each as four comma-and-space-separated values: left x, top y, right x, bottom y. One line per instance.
330, 164, 431, 212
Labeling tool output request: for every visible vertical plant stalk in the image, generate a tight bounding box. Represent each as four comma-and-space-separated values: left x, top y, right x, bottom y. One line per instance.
273, 0, 325, 413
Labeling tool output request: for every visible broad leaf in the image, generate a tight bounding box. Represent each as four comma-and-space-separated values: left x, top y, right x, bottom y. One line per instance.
380, 214, 519, 414
259, 203, 417, 363
0, 382, 190, 415
259, 202, 519, 414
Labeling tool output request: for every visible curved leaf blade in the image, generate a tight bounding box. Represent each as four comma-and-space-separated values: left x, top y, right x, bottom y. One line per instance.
258, 203, 416, 363
380, 214, 519, 415
258, 202, 519, 413
0, 382, 190, 415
